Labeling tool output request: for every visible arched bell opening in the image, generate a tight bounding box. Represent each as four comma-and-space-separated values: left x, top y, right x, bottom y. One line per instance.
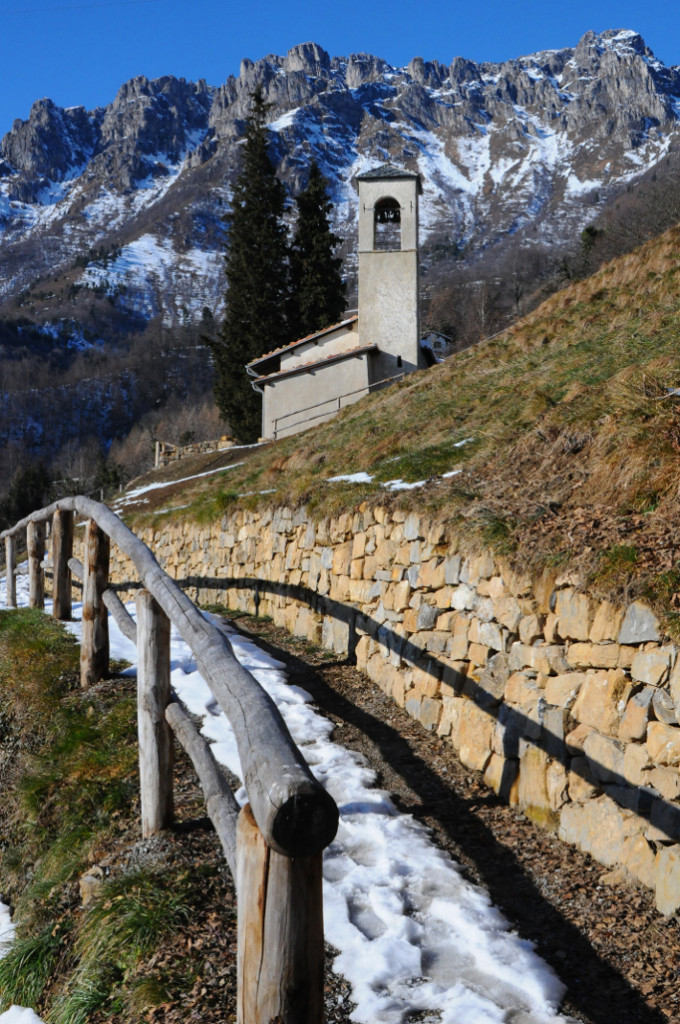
374, 196, 401, 251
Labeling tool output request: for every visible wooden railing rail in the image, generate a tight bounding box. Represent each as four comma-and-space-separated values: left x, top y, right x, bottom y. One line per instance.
1, 496, 338, 1023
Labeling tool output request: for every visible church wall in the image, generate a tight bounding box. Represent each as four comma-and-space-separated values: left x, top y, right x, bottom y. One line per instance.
262, 353, 371, 439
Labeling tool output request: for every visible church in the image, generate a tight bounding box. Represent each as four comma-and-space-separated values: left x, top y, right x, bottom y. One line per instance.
246, 165, 430, 440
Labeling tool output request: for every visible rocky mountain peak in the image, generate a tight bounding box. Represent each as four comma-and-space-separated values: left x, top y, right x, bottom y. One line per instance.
283, 42, 331, 76
1, 98, 97, 180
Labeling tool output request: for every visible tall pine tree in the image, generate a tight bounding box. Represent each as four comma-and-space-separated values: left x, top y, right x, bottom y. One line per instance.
210, 89, 289, 442
288, 160, 346, 340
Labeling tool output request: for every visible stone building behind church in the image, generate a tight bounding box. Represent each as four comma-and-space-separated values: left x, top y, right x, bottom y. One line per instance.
246, 165, 429, 440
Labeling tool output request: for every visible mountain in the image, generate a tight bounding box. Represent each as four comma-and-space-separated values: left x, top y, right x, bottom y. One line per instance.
2, 29, 680, 341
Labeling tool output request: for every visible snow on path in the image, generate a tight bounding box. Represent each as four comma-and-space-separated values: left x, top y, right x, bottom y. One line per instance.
0, 569, 576, 1023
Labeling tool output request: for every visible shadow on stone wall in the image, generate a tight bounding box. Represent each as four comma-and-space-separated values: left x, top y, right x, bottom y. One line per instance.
110, 572, 680, 849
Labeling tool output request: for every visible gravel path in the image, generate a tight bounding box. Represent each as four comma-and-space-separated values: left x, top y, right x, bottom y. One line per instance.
227, 613, 680, 1024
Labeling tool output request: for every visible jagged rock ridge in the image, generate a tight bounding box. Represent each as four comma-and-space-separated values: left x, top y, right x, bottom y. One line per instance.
1, 29, 680, 335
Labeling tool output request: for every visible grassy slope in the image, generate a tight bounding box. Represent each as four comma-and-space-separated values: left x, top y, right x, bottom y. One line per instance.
0, 610, 236, 1023
126, 222, 680, 624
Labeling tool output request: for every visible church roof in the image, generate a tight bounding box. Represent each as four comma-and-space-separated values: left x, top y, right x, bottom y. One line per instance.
355, 164, 423, 193
252, 343, 377, 385
246, 314, 359, 372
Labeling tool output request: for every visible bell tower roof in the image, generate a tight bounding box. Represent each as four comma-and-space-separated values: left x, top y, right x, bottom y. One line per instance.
355, 163, 423, 193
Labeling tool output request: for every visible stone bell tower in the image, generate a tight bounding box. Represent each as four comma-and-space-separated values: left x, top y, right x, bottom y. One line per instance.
356, 164, 423, 378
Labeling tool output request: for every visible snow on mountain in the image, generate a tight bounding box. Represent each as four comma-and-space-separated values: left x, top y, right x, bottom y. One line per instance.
1, 29, 680, 336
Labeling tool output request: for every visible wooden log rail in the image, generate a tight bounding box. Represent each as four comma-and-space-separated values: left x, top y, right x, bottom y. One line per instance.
0, 497, 338, 1024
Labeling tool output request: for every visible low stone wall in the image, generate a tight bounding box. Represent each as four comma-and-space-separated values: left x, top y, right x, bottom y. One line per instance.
109, 504, 680, 914
154, 437, 236, 469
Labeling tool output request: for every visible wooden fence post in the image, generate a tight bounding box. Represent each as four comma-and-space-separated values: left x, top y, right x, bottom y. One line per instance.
236, 804, 324, 1024
52, 509, 74, 621
27, 521, 45, 610
81, 519, 109, 690
136, 589, 173, 836
5, 536, 15, 609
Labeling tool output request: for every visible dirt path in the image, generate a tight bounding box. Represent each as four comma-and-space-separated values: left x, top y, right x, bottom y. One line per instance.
227, 612, 680, 1024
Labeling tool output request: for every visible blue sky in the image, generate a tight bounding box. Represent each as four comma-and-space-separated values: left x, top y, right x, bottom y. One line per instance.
2, 0, 680, 140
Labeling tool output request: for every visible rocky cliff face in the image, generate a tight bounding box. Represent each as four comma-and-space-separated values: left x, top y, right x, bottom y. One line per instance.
1, 29, 679, 337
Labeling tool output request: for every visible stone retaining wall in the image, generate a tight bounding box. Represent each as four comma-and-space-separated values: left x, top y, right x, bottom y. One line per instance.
108, 504, 680, 914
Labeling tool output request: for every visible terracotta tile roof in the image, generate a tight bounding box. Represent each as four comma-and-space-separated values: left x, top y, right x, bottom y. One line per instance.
246, 315, 359, 369
252, 343, 377, 385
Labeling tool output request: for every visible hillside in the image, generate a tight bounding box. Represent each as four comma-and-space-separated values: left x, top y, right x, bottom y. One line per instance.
119, 217, 680, 627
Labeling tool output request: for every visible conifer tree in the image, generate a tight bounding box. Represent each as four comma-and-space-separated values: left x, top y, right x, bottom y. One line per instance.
288, 160, 346, 340
210, 88, 289, 442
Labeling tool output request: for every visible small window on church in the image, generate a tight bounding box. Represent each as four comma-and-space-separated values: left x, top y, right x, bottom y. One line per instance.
397, 355, 403, 367
374, 196, 401, 251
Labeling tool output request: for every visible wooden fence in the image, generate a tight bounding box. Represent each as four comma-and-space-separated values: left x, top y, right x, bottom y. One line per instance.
1, 497, 339, 1024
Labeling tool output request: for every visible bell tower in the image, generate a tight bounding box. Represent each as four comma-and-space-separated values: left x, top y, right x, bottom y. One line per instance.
356, 165, 423, 378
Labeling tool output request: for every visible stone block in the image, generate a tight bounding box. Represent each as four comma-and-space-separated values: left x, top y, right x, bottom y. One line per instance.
655, 846, 680, 915
558, 795, 642, 867
555, 588, 594, 641
647, 722, 680, 766
484, 753, 519, 804
546, 760, 570, 811
492, 702, 523, 757
331, 540, 353, 577
444, 555, 462, 585
618, 602, 661, 645
476, 652, 510, 706
450, 584, 477, 611
425, 630, 449, 653
418, 558, 446, 590
618, 687, 655, 742
545, 672, 584, 709
446, 618, 470, 661
543, 706, 569, 758
518, 746, 554, 826
543, 612, 559, 644
652, 688, 677, 725
478, 620, 505, 652
405, 695, 422, 721
646, 797, 680, 844
403, 512, 421, 541
437, 695, 462, 738
468, 642, 490, 667
458, 700, 494, 772
505, 672, 540, 706
621, 835, 657, 891
568, 756, 600, 802
616, 646, 636, 669
419, 696, 442, 732
623, 742, 652, 787
519, 614, 543, 644
494, 595, 522, 633
565, 723, 594, 754
390, 580, 412, 612
534, 572, 557, 615
589, 601, 624, 643
566, 642, 620, 670
431, 586, 452, 609
631, 646, 673, 686
583, 731, 625, 785
648, 767, 680, 801
571, 669, 631, 735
